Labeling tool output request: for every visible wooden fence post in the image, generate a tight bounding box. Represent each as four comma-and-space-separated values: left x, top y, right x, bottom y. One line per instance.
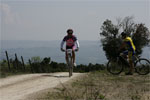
15, 53, 19, 69
5, 51, 11, 71
21, 56, 25, 71
29, 59, 33, 73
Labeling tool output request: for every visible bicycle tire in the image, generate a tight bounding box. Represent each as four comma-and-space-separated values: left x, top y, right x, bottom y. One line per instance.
69, 64, 73, 77
135, 58, 150, 75
68, 55, 73, 77
107, 59, 124, 75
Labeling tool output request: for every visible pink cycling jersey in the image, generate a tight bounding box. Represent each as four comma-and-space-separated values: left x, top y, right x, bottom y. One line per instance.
63, 35, 77, 47
61, 35, 79, 50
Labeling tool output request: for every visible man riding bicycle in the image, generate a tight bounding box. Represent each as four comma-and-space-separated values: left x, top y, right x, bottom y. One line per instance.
119, 32, 136, 75
60, 29, 79, 67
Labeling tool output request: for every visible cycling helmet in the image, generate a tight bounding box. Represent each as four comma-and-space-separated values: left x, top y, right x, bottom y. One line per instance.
67, 29, 73, 34
121, 32, 127, 36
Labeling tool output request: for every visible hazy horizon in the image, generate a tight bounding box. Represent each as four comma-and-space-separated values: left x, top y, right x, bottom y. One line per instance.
0, 40, 149, 65
0, 40, 106, 65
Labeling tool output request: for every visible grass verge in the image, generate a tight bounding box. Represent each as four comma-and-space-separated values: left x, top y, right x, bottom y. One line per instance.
27, 71, 150, 100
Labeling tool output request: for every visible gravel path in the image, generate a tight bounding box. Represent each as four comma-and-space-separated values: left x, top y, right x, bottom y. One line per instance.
0, 72, 81, 100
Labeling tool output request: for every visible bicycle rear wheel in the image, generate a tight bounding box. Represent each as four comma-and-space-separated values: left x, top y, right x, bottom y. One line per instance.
135, 58, 150, 75
107, 59, 123, 75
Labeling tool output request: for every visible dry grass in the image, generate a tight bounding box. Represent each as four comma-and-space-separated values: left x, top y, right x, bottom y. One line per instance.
33, 71, 150, 100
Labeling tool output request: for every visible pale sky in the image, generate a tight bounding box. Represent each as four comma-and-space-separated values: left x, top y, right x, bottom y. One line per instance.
0, 0, 149, 41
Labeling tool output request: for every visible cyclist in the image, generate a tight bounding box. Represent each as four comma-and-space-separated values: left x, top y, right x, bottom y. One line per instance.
61, 29, 79, 67
119, 32, 136, 75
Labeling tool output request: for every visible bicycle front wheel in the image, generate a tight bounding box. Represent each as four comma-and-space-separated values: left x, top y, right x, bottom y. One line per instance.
135, 58, 150, 75
69, 65, 73, 77
107, 59, 123, 75
68, 55, 73, 77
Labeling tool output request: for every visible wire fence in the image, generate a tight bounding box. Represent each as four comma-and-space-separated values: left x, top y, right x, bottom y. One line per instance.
0, 50, 29, 72
0, 51, 30, 62
0, 50, 69, 74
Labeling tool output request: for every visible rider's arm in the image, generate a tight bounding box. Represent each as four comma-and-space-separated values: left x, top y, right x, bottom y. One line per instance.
73, 35, 79, 49
60, 40, 65, 49
75, 40, 79, 48
61, 36, 67, 50
75, 40, 79, 51
119, 42, 126, 51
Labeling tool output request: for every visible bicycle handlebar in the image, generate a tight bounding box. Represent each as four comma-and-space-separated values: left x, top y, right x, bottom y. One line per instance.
61, 48, 79, 52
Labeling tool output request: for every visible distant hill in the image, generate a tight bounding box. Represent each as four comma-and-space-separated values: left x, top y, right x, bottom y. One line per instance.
0, 40, 149, 65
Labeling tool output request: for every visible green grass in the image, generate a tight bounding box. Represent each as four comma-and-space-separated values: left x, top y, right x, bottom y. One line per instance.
31, 71, 150, 100
0, 65, 32, 78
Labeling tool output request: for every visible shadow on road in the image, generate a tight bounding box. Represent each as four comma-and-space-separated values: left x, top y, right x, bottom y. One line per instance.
42, 74, 69, 78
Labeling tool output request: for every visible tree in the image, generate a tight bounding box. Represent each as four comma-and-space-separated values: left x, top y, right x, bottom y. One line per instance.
31, 56, 42, 63
100, 16, 150, 60
41, 57, 51, 65
121, 16, 135, 35
132, 24, 150, 54
100, 19, 119, 38
100, 19, 121, 60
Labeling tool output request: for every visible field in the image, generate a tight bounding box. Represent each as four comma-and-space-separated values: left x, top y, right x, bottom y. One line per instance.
29, 71, 150, 100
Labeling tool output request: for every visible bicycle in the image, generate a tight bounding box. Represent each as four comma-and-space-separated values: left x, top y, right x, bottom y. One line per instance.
107, 52, 150, 75
66, 49, 73, 77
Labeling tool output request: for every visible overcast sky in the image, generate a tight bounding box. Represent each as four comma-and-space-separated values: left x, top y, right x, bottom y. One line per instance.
0, 0, 149, 41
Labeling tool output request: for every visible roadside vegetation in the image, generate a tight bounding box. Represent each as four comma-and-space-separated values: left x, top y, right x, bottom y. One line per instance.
0, 56, 105, 78
28, 71, 150, 100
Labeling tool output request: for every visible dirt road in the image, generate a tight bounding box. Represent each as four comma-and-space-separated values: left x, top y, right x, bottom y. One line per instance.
0, 72, 81, 100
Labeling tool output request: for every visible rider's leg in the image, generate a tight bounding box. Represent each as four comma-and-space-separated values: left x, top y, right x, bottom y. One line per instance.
72, 45, 77, 66
128, 52, 134, 73
72, 50, 75, 63
129, 60, 134, 73
65, 51, 69, 65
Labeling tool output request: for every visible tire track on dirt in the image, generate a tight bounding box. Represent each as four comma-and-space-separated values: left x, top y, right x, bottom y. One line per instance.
0, 72, 81, 100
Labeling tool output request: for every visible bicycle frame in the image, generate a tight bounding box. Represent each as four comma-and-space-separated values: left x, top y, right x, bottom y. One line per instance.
67, 49, 72, 56
107, 52, 150, 75
118, 55, 130, 67
119, 55, 146, 74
